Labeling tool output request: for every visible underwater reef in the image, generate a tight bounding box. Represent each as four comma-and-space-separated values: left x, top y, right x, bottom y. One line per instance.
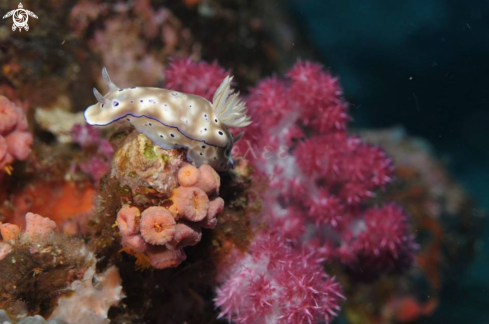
0, 1, 484, 324
1, 56, 479, 324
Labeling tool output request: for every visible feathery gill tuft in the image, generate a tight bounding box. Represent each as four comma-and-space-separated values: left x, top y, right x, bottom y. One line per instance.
212, 76, 252, 128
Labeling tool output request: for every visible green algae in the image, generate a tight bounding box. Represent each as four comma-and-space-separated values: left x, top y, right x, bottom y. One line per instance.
143, 143, 158, 160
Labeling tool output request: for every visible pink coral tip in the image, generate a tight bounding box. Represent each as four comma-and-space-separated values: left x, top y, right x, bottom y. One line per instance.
147, 245, 187, 269
140, 207, 176, 245
171, 187, 209, 221
25, 212, 57, 240
117, 205, 141, 236
177, 163, 200, 187
196, 164, 220, 195
166, 222, 202, 250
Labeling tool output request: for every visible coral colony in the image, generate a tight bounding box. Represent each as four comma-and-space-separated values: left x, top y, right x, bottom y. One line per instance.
0, 59, 417, 324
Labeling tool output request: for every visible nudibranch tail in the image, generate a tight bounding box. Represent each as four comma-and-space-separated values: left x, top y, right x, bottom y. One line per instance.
212, 76, 252, 128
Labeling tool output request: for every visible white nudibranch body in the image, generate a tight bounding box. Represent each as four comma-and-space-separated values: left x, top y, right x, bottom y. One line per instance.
84, 68, 251, 171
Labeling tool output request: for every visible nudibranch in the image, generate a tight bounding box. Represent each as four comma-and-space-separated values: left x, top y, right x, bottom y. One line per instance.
84, 68, 251, 171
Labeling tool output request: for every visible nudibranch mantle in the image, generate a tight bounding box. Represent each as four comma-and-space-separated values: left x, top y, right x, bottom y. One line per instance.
84, 68, 251, 171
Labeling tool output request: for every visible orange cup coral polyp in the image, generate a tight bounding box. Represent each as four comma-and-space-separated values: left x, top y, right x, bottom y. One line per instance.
166, 222, 202, 250
117, 205, 141, 236
177, 164, 200, 187
196, 164, 220, 195
140, 207, 176, 245
171, 187, 209, 222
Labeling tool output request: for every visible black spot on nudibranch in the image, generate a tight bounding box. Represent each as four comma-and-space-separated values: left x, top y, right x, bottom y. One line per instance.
215, 119, 218, 123
170, 134, 175, 138
140, 100, 144, 103
199, 153, 203, 156
101, 104, 104, 108
160, 135, 164, 138
118, 89, 124, 92
113, 101, 120, 107
149, 123, 152, 126
201, 145, 206, 149
218, 131, 224, 136
131, 87, 136, 89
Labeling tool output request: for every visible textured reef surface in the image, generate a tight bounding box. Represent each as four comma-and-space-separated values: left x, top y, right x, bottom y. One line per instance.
0, 1, 484, 323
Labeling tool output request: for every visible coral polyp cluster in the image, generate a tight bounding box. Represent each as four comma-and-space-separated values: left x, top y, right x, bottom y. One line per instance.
106, 132, 225, 269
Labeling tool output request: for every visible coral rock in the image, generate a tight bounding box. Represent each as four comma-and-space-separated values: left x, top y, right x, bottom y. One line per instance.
140, 207, 176, 245
25, 212, 57, 240
50, 265, 124, 324
0, 223, 20, 242
0, 310, 69, 324
111, 133, 185, 196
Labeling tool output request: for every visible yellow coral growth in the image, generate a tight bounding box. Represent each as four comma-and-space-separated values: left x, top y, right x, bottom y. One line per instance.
119, 246, 152, 271
134, 253, 152, 271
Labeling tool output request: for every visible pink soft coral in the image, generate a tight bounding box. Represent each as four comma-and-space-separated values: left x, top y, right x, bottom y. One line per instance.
162, 59, 417, 321
232, 61, 415, 278
165, 58, 229, 101
215, 232, 344, 324
345, 204, 417, 278
0, 96, 32, 172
